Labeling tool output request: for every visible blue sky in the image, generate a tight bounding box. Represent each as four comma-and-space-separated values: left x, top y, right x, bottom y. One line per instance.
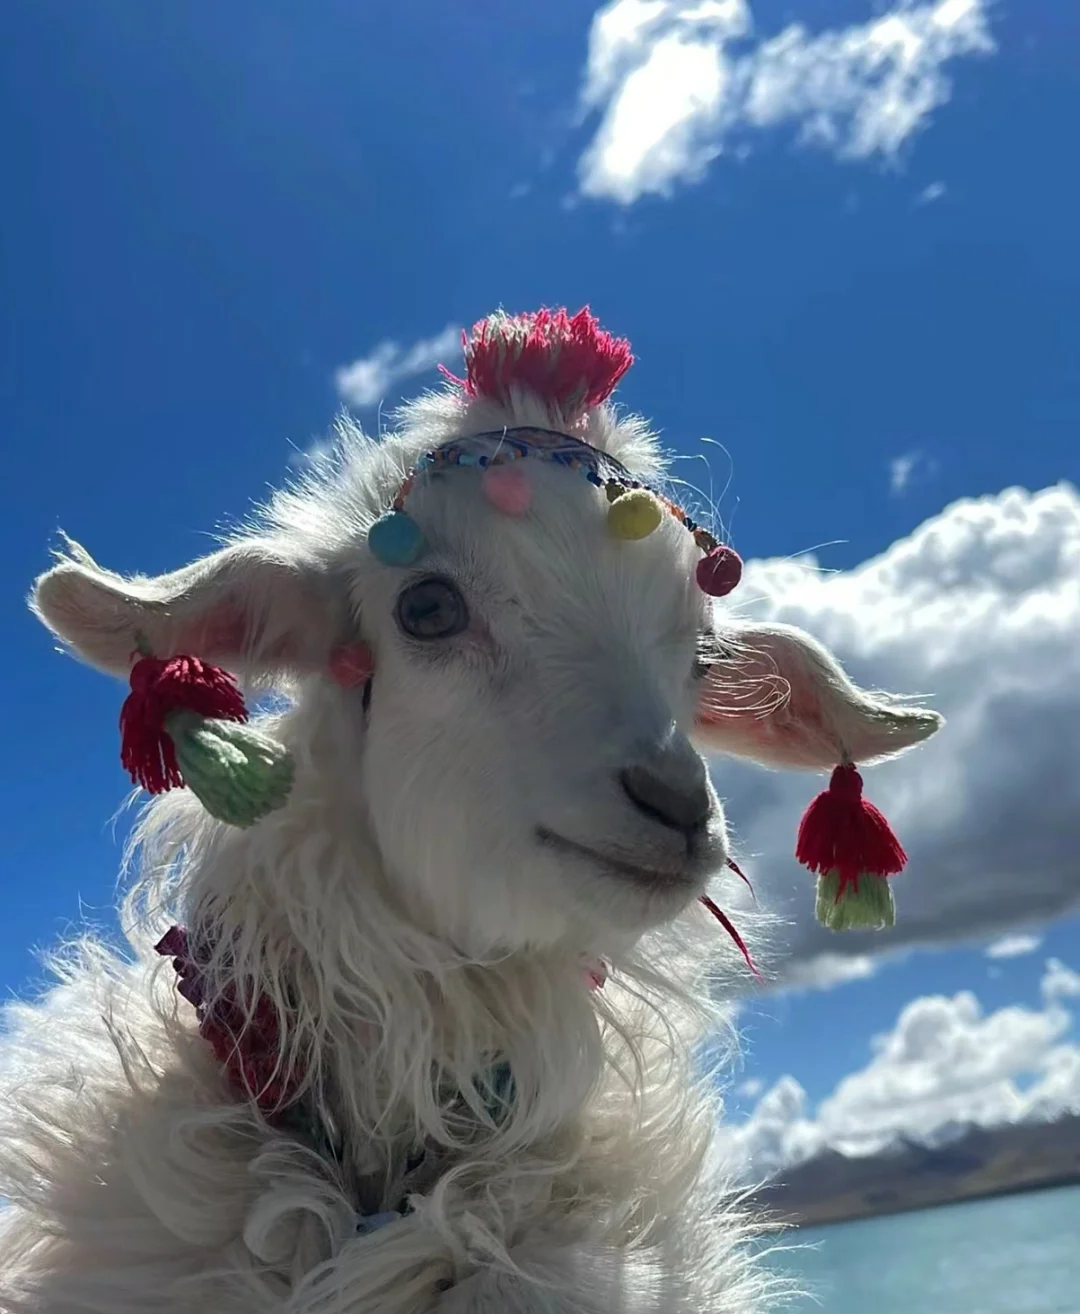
3, 0, 1079, 1170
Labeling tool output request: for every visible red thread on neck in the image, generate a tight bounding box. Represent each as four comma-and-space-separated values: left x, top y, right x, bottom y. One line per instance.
155, 927, 299, 1114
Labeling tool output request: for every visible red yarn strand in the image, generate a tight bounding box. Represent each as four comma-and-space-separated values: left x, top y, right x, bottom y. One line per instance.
699, 895, 761, 980
726, 856, 756, 902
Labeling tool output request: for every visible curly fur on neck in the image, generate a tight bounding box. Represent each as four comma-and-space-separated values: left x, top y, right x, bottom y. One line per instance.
0, 759, 785, 1313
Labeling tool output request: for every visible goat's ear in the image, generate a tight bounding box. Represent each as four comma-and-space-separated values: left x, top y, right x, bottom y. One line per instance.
31, 537, 340, 681
692, 621, 942, 769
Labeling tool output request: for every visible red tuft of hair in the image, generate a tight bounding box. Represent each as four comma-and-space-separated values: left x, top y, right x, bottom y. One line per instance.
441, 307, 633, 415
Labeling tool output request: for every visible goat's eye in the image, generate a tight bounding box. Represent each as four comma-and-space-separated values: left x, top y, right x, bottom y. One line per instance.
396, 577, 469, 641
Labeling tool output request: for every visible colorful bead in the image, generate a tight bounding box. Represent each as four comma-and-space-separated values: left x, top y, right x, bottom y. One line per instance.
696, 545, 743, 597
608, 489, 664, 541
368, 510, 426, 566
370, 426, 743, 600
329, 643, 376, 688
482, 464, 533, 515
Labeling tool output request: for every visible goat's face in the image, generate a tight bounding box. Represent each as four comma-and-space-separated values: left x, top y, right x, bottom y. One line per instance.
31, 417, 941, 958
352, 459, 728, 948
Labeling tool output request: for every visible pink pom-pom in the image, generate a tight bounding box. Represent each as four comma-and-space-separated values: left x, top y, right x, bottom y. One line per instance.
482, 464, 533, 516
328, 643, 375, 688
696, 546, 743, 597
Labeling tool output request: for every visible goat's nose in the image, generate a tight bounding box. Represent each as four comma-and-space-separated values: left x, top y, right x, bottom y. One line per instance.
619, 759, 712, 835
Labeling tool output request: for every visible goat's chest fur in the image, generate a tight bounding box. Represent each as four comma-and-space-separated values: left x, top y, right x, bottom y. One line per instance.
0, 949, 773, 1314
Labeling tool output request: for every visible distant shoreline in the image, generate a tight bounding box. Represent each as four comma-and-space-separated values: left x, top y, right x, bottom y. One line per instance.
748, 1114, 1080, 1229
767, 1172, 1080, 1231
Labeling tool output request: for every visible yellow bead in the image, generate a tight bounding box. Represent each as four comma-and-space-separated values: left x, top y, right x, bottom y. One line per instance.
607, 489, 663, 541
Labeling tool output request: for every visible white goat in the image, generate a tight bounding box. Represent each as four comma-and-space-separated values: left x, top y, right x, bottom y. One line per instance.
3, 309, 940, 1314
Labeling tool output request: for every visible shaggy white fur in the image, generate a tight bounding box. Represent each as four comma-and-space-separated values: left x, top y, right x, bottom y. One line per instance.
5, 379, 941, 1314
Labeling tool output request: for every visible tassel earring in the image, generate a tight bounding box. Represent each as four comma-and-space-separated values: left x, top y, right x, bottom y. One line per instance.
795, 763, 906, 931
119, 641, 293, 828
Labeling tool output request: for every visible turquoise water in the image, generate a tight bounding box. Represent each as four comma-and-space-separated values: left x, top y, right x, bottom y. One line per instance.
768, 1185, 1080, 1313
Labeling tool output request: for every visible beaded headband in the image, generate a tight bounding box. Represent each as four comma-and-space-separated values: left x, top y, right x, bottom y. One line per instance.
366, 426, 743, 598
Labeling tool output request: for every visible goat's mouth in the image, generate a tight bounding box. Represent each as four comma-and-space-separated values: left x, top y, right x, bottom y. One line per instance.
535, 826, 700, 889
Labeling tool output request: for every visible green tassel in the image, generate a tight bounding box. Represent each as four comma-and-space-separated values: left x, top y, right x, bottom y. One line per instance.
815, 870, 896, 932
165, 710, 294, 828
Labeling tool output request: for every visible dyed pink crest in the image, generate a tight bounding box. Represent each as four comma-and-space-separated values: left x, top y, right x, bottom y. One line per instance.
441, 307, 634, 416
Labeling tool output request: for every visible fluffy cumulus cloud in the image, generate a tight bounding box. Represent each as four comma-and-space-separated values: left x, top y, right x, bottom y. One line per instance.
710, 483, 1080, 987
577, 0, 995, 203
335, 324, 462, 410
721, 959, 1080, 1180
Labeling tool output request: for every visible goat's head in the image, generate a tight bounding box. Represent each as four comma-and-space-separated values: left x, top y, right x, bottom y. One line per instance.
31, 309, 942, 959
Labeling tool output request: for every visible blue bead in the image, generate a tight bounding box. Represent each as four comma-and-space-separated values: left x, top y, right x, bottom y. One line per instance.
368, 511, 426, 566
355, 1210, 402, 1236
458, 452, 479, 466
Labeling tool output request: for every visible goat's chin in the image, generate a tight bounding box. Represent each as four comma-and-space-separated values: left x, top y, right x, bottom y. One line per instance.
537, 827, 720, 933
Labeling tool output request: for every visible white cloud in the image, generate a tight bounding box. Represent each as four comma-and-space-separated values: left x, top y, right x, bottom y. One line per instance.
781, 953, 879, 992
889, 451, 918, 494
917, 179, 948, 204
709, 482, 1080, 987
720, 1073, 824, 1181
721, 960, 1080, 1180
578, 0, 995, 203
1043, 958, 1080, 1003
335, 324, 462, 410
986, 932, 1043, 960
889, 449, 936, 494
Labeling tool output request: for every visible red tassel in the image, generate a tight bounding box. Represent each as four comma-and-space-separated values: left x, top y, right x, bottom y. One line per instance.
120, 654, 248, 795
795, 763, 907, 899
